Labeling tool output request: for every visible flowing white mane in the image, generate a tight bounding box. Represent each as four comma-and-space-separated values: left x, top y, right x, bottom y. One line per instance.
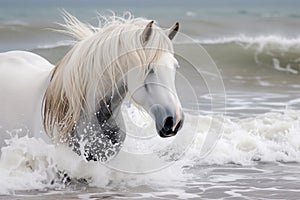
43, 12, 174, 141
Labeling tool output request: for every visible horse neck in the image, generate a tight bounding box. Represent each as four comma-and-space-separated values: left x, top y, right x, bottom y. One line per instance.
69, 80, 128, 162
95, 82, 127, 126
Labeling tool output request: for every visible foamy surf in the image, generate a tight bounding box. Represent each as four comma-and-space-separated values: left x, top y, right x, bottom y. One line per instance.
1, 104, 300, 194
199, 35, 300, 47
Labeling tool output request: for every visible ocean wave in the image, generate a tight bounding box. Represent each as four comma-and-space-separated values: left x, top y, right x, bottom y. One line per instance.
199, 35, 300, 49
194, 35, 300, 74
36, 35, 300, 50
197, 110, 300, 165
0, 20, 29, 26
0, 21, 54, 30
30, 35, 300, 74
36, 41, 74, 49
0, 108, 300, 193
34, 35, 300, 53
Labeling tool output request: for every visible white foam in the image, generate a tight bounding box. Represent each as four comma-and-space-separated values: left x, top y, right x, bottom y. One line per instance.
186, 11, 197, 17
197, 110, 300, 165
199, 35, 300, 47
0, 135, 58, 194
0, 108, 300, 193
36, 40, 74, 49
272, 58, 298, 74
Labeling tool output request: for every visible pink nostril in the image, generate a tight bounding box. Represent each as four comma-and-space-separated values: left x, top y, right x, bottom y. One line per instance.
164, 116, 174, 129
172, 106, 181, 131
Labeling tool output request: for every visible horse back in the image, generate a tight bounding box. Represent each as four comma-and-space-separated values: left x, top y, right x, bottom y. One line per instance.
0, 51, 54, 144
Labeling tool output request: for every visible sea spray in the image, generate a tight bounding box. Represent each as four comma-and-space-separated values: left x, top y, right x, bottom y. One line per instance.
0, 107, 300, 193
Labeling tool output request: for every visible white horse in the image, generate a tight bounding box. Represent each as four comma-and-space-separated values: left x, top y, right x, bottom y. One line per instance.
0, 13, 184, 162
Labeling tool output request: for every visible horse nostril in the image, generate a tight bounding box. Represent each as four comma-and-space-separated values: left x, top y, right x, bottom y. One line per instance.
157, 116, 181, 138
164, 116, 174, 130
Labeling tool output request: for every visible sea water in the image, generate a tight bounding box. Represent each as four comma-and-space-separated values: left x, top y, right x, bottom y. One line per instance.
1, 0, 300, 199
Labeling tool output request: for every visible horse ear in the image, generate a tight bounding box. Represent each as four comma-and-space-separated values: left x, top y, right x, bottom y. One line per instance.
141, 20, 154, 46
168, 22, 179, 40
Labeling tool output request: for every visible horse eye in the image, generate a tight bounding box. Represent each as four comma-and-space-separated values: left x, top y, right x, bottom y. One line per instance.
148, 68, 154, 74
147, 65, 154, 74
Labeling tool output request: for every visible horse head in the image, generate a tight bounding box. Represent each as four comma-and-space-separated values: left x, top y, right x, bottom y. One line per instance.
127, 21, 184, 138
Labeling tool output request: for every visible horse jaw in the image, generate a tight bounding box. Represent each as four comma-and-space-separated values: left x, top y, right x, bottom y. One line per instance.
127, 52, 184, 137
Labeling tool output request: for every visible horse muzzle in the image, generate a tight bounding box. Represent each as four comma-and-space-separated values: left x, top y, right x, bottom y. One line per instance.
150, 104, 184, 138
156, 113, 184, 138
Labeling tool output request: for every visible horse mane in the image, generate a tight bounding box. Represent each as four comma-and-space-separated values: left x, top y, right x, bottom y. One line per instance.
43, 12, 174, 141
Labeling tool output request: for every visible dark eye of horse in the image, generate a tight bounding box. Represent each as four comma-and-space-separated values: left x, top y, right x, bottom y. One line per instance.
148, 68, 154, 74
147, 64, 154, 74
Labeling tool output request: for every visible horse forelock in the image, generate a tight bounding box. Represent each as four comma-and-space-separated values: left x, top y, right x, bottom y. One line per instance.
43, 12, 174, 142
